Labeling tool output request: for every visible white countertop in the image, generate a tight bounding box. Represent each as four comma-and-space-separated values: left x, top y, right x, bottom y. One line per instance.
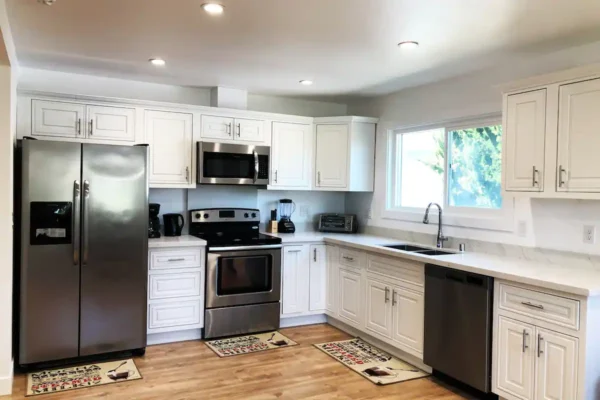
266, 232, 600, 297
148, 235, 207, 248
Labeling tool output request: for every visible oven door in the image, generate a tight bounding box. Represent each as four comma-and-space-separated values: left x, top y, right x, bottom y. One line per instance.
206, 246, 281, 308
197, 142, 270, 185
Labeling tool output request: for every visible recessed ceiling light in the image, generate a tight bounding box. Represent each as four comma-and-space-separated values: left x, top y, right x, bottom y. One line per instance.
299, 80, 313, 86
397, 41, 419, 49
149, 58, 166, 66
202, 3, 224, 15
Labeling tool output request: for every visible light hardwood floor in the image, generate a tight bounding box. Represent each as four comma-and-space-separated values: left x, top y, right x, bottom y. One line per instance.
8, 324, 470, 399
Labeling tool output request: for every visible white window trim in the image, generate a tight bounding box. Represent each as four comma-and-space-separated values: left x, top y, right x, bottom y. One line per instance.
383, 114, 514, 232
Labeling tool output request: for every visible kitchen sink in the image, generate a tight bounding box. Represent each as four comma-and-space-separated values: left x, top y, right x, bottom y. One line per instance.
383, 244, 432, 252
416, 249, 456, 256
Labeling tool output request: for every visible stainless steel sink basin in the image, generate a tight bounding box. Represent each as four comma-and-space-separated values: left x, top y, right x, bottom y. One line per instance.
383, 244, 432, 252
416, 249, 455, 256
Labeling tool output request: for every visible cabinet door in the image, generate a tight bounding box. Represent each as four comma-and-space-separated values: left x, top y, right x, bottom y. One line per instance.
325, 245, 339, 315
392, 286, 424, 354
281, 245, 309, 315
557, 78, 600, 192
365, 278, 392, 338
145, 110, 193, 185
535, 328, 578, 400
271, 122, 311, 188
309, 245, 327, 311
497, 316, 535, 400
235, 118, 264, 142
338, 267, 363, 326
504, 90, 546, 192
87, 105, 135, 142
201, 115, 234, 140
32, 99, 85, 138
315, 124, 348, 188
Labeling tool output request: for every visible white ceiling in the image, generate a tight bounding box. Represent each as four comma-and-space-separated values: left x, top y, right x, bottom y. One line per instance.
7, 0, 600, 98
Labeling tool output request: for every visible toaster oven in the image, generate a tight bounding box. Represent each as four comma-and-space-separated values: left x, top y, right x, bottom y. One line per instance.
318, 214, 357, 233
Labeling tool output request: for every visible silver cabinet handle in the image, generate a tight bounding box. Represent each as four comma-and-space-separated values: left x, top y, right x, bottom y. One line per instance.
253, 150, 259, 183
274, 170, 278, 183
385, 287, 390, 303
237, 123, 241, 137
521, 301, 544, 310
392, 290, 397, 306
82, 180, 90, 266
537, 334, 544, 357
73, 180, 80, 266
185, 166, 189, 181
287, 249, 301, 253
522, 329, 529, 353
89, 119, 93, 135
342, 256, 354, 261
532, 166, 539, 187
227, 123, 232, 136
313, 248, 317, 262
317, 171, 321, 185
77, 118, 81, 135
558, 165, 566, 187
168, 258, 185, 262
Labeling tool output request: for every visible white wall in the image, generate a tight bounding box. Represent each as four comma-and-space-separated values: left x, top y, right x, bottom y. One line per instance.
346, 41, 600, 255
247, 94, 347, 117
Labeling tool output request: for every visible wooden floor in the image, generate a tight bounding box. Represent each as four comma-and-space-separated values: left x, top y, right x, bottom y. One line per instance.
8, 324, 471, 399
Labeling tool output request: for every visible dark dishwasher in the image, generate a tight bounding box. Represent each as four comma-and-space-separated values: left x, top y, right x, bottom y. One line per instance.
424, 264, 494, 394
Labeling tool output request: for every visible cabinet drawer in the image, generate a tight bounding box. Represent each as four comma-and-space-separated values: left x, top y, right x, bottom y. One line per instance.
339, 248, 365, 269
149, 248, 203, 270
498, 283, 580, 330
148, 299, 201, 329
367, 255, 424, 289
149, 272, 202, 300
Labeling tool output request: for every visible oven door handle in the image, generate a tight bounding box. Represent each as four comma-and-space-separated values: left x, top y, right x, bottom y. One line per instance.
253, 150, 259, 183
209, 244, 282, 252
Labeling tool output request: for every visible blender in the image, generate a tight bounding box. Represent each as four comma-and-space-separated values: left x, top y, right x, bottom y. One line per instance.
278, 199, 296, 233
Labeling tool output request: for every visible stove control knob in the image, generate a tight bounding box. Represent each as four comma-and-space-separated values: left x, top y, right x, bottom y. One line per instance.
251, 213, 257, 218
244, 213, 249, 218
203, 213, 209, 219
194, 213, 201, 219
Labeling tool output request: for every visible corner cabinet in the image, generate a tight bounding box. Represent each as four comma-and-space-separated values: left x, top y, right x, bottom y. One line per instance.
314, 117, 377, 192
145, 110, 194, 187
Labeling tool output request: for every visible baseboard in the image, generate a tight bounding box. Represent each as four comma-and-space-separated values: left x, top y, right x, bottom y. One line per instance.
326, 316, 432, 373
147, 328, 202, 346
0, 368, 13, 396
280, 314, 327, 328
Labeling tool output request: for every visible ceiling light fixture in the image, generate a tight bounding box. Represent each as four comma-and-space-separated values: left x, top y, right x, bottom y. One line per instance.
397, 41, 419, 49
202, 3, 224, 15
299, 80, 313, 86
149, 58, 166, 66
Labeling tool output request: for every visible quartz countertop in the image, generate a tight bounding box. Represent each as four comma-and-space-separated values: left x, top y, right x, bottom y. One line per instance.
148, 235, 207, 248
265, 232, 600, 297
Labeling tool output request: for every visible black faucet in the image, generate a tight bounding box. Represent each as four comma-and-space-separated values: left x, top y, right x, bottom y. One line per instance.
423, 202, 448, 248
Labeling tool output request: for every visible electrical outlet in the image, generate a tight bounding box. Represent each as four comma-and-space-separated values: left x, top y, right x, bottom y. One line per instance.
517, 220, 527, 237
583, 225, 596, 244
299, 205, 309, 218
367, 208, 373, 220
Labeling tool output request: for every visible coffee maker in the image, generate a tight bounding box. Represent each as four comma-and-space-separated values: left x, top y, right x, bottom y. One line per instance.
149, 203, 161, 238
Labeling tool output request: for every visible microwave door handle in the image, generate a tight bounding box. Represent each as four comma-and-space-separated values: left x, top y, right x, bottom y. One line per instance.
253, 150, 259, 183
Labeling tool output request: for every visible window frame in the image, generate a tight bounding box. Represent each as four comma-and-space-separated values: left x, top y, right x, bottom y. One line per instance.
383, 114, 514, 232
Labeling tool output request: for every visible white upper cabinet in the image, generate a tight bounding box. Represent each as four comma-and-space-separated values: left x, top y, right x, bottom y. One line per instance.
201, 115, 234, 140
201, 115, 265, 143
314, 117, 377, 192
235, 118, 264, 142
309, 244, 327, 312
87, 105, 135, 142
32, 100, 85, 139
271, 122, 312, 189
557, 78, 600, 192
145, 110, 193, 186
504, 89, 546, 192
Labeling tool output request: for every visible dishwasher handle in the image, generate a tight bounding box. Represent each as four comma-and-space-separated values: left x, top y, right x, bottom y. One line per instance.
425, 264, 492, 289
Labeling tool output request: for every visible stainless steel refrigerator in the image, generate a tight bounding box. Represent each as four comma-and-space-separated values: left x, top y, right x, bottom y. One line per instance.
16, 140, 148, 366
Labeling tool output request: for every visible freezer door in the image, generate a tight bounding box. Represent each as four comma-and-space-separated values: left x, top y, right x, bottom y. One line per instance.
79, 144, 148, 356
19, 140, 82, 364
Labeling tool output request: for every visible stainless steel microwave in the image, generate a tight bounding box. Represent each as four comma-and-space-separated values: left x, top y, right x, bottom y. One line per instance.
197, 142, 270, 186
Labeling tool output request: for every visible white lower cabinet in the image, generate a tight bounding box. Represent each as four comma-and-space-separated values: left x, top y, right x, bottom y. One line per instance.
496, 316, 578, 400
391, 286, 424, 354
365, 278, 393, 338
309, 244, 327, 311
325, 245, 339, 315
281, 245, 310, 315
338, 267, 363, 327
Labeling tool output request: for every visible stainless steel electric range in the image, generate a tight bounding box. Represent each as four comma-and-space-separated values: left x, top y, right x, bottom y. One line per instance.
189, 208, 282, 339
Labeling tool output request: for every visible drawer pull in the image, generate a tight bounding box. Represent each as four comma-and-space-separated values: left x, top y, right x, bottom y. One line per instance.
168, 258, 186, 262
343, 256, 354, 261
521, 301, 544, 310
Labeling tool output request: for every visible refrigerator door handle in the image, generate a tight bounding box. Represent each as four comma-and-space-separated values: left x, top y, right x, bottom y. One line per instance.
82, 180, 90, 266
73, 180, 81, 265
